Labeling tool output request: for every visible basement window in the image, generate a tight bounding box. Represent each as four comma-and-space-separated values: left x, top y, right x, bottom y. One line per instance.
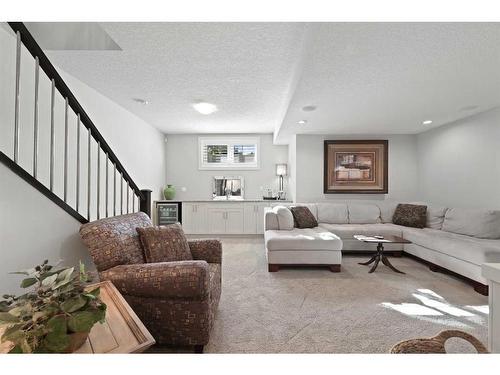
199, 137, 260, 170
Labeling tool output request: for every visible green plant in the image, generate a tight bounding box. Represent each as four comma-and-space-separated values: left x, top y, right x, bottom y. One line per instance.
0, 260, 106, 353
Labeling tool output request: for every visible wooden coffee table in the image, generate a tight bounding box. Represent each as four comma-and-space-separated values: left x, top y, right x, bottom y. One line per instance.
0, 281, 155, 353
354, 234, 411, 274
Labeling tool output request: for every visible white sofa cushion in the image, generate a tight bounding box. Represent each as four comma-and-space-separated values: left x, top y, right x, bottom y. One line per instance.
426, 206, 448, 230
273, 206, 294, 230
319, 223, 404, 239
264, 208, 279, 231
348, 203, 381, 224
317, 203, 349, 224
377, 201, 398, 223
442, 208, 500, 239
403, 227, 500, 265
265, 227, 342, 251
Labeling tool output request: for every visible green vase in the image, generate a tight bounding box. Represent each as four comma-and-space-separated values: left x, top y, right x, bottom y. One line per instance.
163, 185, 176, 200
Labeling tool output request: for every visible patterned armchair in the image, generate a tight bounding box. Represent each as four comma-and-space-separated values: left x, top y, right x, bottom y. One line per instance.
79, 212, 221, 352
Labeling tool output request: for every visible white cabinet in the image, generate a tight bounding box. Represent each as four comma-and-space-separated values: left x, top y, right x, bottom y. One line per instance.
182, 203, 207, 234
182, 201, 274, 235
226, 208, 245, 234
244, 202, 269, 234
207, 205, 244, 234
206, 208, 227, 234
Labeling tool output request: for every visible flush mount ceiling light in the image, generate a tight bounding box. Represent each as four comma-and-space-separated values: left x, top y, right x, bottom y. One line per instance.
192, 101, 218, 115
133, 98, 149, 105
422, 120, 433, 125
298, 120, 308, 125
302, 105, 317, 112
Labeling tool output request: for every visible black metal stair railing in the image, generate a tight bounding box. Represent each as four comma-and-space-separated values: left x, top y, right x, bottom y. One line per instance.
1, 22, 152, 223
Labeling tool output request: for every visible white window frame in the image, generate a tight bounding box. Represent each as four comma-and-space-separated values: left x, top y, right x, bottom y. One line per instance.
198, 137, 260, 170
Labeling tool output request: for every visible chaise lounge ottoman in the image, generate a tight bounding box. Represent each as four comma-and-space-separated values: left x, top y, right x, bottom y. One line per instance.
264, 207, 343, 272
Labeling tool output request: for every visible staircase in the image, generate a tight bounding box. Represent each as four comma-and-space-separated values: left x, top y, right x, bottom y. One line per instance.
0, 22, 151, 224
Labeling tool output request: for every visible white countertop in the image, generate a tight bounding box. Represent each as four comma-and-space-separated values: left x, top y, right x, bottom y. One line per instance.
155, 199, 292, 203
482, 263, 500, 282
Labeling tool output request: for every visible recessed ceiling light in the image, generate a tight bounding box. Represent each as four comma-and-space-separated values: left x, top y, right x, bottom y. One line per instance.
302, 105, 317, 112
298, 120, 307, 125
133, 98, 149, 105
422, 120, 433, 125
192, 101, 218, 115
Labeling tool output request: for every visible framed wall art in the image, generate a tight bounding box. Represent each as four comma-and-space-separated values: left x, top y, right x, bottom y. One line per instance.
324, 140, 388, 194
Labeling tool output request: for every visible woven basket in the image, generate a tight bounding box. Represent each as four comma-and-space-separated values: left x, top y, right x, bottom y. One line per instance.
390, 330, 488, 354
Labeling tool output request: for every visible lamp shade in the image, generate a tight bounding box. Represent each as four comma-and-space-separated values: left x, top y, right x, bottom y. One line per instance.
276, 163, 287, 176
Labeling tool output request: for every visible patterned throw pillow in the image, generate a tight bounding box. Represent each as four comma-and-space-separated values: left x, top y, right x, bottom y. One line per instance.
392, 203, 428, 228
290, 206, 318, 228
136, 224, 193, 263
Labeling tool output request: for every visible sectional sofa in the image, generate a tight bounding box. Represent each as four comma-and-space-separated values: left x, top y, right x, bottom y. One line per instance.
264, 201, 500, 295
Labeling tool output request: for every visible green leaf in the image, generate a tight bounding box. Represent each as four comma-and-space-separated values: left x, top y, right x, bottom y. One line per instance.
52, 267, 75, 290
0, 312, 19, 323
61, 296, 87, 313
87, 287, 100, 298
20, 277, 37, 288
41, 274, 57, 288
0, 301, 11, 312
32, 310, 50, 322
43, 315, 70, 353
1, 323, 25, 343
8, 345, 23, 354
56, 267, 74, 281
67, 311, 100, 333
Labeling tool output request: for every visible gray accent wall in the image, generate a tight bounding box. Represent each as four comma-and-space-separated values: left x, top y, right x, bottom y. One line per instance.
417, 107, 500, 209
292, 134, 419, 202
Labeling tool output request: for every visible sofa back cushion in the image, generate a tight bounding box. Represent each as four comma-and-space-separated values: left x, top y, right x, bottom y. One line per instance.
392, 203, 427, 228
348, 203, 381, 224
317, 203, 349, 224
274, 206, 294, 230
377, 201, 398, 223
79, 212, 150, 272
137, 224, 193, 263
442, 208, 500, 239
426, 206, 448, 230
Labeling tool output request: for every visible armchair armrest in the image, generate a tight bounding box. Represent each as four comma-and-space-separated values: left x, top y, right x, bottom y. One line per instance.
188, 239, 222, 264
100, 261, 209, 300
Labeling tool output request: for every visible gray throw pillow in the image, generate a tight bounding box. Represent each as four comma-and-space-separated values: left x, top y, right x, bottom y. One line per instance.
392, 204, 427, 229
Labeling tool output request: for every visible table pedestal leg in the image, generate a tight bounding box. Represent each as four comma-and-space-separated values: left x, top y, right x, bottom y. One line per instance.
359, 242, 405, 274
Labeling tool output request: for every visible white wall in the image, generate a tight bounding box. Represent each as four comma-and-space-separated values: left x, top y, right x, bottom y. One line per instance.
165, 134, 288, 200
293, 134, 419, 202
287, 134, 297, 201
0, 27, 167, 293
0, 163, 93, 294
417, 107, 500, 209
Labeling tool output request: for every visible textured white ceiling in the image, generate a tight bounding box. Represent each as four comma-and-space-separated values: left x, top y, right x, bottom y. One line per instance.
276, 23, 500, 143
41, 22, 306, 135
35, 23, 500, 143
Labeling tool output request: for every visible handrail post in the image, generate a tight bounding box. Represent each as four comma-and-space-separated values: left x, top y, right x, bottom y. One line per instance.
139, 189, 152, 218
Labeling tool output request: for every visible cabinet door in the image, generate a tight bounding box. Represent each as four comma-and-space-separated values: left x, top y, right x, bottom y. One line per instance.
256, 203, 270, 234
182, 203, 197, 234
207, 208, 227, 234
226, 208, 244, 234
194, 204, 207, 234
243, 203, 257, 234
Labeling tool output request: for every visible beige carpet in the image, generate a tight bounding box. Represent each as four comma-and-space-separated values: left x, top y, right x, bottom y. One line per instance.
202, 237, 488, 353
